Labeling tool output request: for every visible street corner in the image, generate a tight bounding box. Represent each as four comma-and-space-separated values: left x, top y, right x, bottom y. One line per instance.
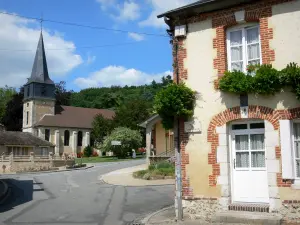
99, 164, 175, 187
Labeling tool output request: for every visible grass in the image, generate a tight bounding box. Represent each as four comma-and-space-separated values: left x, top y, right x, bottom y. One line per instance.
133, 161, 175, 180
75, 155, 145, 164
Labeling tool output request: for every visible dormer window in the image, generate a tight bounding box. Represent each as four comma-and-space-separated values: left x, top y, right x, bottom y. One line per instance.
227, 25, 261, 73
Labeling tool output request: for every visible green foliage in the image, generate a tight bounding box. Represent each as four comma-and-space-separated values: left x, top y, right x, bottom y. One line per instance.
55, 81, 73, 106
102, 127, 142, 158
83, 145, 93, 157
219, 63, 300, 97
134, 161, 175, 179
114, 98, 151, 130
1, 87, 24, 131
154, 83, 196, 129
92, 114, 114, 146
0, 86, 16, 122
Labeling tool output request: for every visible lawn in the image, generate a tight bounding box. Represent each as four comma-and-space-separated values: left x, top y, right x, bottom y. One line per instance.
75, 155, 145, 164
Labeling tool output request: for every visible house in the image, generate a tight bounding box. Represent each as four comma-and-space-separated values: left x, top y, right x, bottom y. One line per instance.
139, 114, 174, 162
22, 32, 115, 157
158, 0, 300, 222
0, 131, 54, 156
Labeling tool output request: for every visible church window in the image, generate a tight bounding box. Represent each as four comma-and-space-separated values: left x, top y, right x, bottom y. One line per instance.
77, 131, 83, 146
26, 111, 29, 125
45, 129, 50, 141
64, 130, 70, 146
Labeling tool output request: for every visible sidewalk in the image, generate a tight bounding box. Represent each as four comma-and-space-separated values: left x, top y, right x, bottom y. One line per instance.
100, 164, 175, 186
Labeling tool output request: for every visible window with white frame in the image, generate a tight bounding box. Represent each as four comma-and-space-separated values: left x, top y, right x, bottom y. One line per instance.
293, 123, 300, 178
227, 25, 261, 73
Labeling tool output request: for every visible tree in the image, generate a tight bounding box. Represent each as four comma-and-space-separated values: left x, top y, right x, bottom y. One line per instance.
0, 86, 16, 122
55, 81, 73, 106
1, 87, 24, 131
91, 114, 114, 146
114, 98, 151, 130
102, 127, 142, 158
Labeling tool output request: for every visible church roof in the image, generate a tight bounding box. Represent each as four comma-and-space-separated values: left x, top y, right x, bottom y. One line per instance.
0, 131, 54, 147
27, 32, 54, 85
35, 105, 115, 129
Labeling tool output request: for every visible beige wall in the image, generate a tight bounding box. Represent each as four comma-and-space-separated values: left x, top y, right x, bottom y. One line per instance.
270, 1, 300, 70
184, 3, 300, 198
155, 121, 166, 155
23, 99, 55, 133
46, 126, 90, 154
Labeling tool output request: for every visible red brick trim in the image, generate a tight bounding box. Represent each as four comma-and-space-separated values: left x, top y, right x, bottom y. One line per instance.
207, 105, 300, 188
173, 38, 187, 82
283, 200, 300, 204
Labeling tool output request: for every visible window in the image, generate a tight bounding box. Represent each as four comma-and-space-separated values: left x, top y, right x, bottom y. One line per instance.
77, 131, 83, 146
6, 147, 29, 155
227, 25, 261, 73
27, 86, 30, 97
64, 130, 70, 146
293, 123, 300, 178
45, 129, 50, 141
41, 147, 49, 156
26, 111, 29, 125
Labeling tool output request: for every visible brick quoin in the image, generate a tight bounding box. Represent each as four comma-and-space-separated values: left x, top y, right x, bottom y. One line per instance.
207, 105, 300, 189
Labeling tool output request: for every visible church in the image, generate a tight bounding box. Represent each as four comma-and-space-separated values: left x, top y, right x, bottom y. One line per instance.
22, 32, 114, 157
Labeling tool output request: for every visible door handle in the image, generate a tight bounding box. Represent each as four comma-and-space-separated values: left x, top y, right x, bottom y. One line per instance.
234, 159, 236, 169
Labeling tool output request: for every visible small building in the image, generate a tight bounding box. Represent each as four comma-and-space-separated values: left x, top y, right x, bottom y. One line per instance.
158, 0, 300, 222
0, 131, 54, 155
22, 32, 114, 157
139, 114, 174, 163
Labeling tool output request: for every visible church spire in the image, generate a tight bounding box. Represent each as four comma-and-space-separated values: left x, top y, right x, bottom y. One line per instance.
28, 32, 54, 84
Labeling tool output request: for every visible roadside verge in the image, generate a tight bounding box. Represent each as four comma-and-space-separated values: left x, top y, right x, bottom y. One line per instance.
100, 164, 175, 187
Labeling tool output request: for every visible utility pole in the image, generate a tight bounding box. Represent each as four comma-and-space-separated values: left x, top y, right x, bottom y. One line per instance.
174, 39, 183, 220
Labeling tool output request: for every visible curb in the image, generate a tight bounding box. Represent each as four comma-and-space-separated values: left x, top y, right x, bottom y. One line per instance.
14, 165, 94, 175
99, 176, 175, 187
140, 205, 175, 225
0, 180, 9, 204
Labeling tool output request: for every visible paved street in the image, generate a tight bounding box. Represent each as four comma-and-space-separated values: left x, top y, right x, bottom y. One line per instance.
0, 160, 174, 225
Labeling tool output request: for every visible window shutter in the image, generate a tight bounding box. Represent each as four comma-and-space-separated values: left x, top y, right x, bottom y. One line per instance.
279, 120, 294, 179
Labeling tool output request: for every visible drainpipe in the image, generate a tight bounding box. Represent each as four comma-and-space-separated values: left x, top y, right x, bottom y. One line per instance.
174, 39, 183, 221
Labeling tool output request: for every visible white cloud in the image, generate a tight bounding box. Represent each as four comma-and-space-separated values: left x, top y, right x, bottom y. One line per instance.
128, 32, 144, 41
74, 65, 171, 89
139, 0, 197, 28
0, 12, 83, 87
96, 0, 140, 22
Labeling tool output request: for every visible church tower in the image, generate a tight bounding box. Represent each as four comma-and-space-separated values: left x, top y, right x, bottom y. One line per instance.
22, 32, 55, 134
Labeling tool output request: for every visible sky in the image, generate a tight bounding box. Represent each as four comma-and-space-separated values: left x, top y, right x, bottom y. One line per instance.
0, 0, 197, 91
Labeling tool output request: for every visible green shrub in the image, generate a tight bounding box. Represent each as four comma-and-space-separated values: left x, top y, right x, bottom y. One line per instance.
154, 83, 196, 129
83, 145, 93, 157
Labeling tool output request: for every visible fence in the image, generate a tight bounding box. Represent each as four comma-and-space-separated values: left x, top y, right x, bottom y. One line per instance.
0, 152, 75, 173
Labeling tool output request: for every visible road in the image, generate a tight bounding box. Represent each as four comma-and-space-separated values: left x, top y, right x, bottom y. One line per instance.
0, 160, 174, 225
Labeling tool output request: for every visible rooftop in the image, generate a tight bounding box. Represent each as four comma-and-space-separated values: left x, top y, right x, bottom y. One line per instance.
0, 131, 54, 147
35, 105, 115, 129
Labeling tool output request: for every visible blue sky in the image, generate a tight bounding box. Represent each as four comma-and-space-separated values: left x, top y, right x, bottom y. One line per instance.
0, 0, 196, 91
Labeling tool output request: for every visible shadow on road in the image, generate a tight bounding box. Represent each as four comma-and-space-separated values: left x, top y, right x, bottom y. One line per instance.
0, 179, 34, 213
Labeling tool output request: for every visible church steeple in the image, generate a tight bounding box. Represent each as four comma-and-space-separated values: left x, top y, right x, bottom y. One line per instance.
24, 32, 55, 101
28, 32, 54, 85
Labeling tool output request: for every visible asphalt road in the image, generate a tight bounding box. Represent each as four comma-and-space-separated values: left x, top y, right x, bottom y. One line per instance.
0, 160, 174, 225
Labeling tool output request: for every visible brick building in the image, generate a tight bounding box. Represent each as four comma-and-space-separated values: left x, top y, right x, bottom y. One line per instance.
158, 0, 300, 222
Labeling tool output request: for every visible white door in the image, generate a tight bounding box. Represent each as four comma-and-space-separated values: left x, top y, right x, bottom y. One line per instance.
231, 122, 269, 203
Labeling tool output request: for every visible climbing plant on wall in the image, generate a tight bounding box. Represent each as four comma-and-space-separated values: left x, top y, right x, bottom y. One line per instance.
218, 63, 300, 98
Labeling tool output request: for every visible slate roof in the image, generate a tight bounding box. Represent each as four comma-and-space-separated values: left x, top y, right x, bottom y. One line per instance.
35, 105, 115, 129
0, 131, 54, 147
27, 32, 54, 85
